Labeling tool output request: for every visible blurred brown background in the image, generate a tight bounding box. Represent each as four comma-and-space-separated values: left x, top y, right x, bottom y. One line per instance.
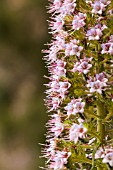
0, 0, 49, 169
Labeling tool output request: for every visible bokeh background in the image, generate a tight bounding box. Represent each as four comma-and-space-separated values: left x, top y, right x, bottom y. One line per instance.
0, 0, 50, 170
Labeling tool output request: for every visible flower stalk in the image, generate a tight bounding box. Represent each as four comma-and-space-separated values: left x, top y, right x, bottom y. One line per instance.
97, 101, 106, 144
42, 0, 113, 169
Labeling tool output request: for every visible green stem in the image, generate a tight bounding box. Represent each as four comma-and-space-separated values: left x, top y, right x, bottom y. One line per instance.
97, 101, 106, 143
97, 101, 106, 170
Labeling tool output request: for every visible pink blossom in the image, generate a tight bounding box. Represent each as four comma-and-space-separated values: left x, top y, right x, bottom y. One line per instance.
72, 13, 86, 30
65, 42, 83, 57
51, 15, 64, 33
91, 0, 110, 15
77, 61, 92, 74
72, 57, 92, 74
49, 60, 66, 79
86, 24, 107, 40
86, 27, 102, 40
92, 1, 105, 14
95, 148, 105, 159
95, 147, 113, 167
64, 102, 74, 117
55, 36, 65, 49
51, 120, 64, 137
43, 0, 113, 168
100, 0, 111, 6
69, 123, 87, 143
101, 42, 113, 55
50, 96, 61, 110
101, 43, 111, 54
48, 114, 64, 137
103, 152, 113, 167
46, 138, 57, 157
89, 80, 104, 94
96, 72, 108, 85
65, 99, 85, 116
57, 81, 71, 98
87, 73, 108, 94
48, 0, 62, 13
50, 151, 71, 170
53, 0, 62, 10
61, 0, 76, 15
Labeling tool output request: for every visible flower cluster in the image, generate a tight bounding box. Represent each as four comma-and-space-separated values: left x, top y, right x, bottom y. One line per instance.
42, 0, 113, 169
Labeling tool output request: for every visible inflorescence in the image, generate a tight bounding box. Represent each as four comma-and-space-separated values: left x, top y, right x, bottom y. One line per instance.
42, 0, 113, 169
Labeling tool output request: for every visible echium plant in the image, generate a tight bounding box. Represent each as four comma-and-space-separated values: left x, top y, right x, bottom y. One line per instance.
42, 0, 113, 169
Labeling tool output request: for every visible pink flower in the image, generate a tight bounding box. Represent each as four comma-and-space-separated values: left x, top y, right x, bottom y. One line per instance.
96, 72, 108, 85
86, 24, 107, 40
103, 152, 113, 167
69, 123, 87, 143
72, 57, 92, 74
49, 0, 62, 13
101, 43, 111, 54
95, 147, 113, 167
50, 151, 71, 170
78, 61, 92, 74
91, 0, 110, 15
95, 148, 105, 159
65, 99, 85, 116
51, 15, 64, 33
92, 1, 105, 14
55, 36, 65, 48
58, 81, 71, 98
87, 73, 108, 94
49, 60, 66, 79
100, 0, 111, 6
86, 27, 102, 40
101, 41, 113, 55
46, 138, 57, 157
65, 42, 83, 57
64, 102, 74, 117
89, 80, 104, 94
61, 0, 76, 15
51, 120, 64, 137
51, 96, 61, 110
72, 13, 86, 30
48, 114, 64, 137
